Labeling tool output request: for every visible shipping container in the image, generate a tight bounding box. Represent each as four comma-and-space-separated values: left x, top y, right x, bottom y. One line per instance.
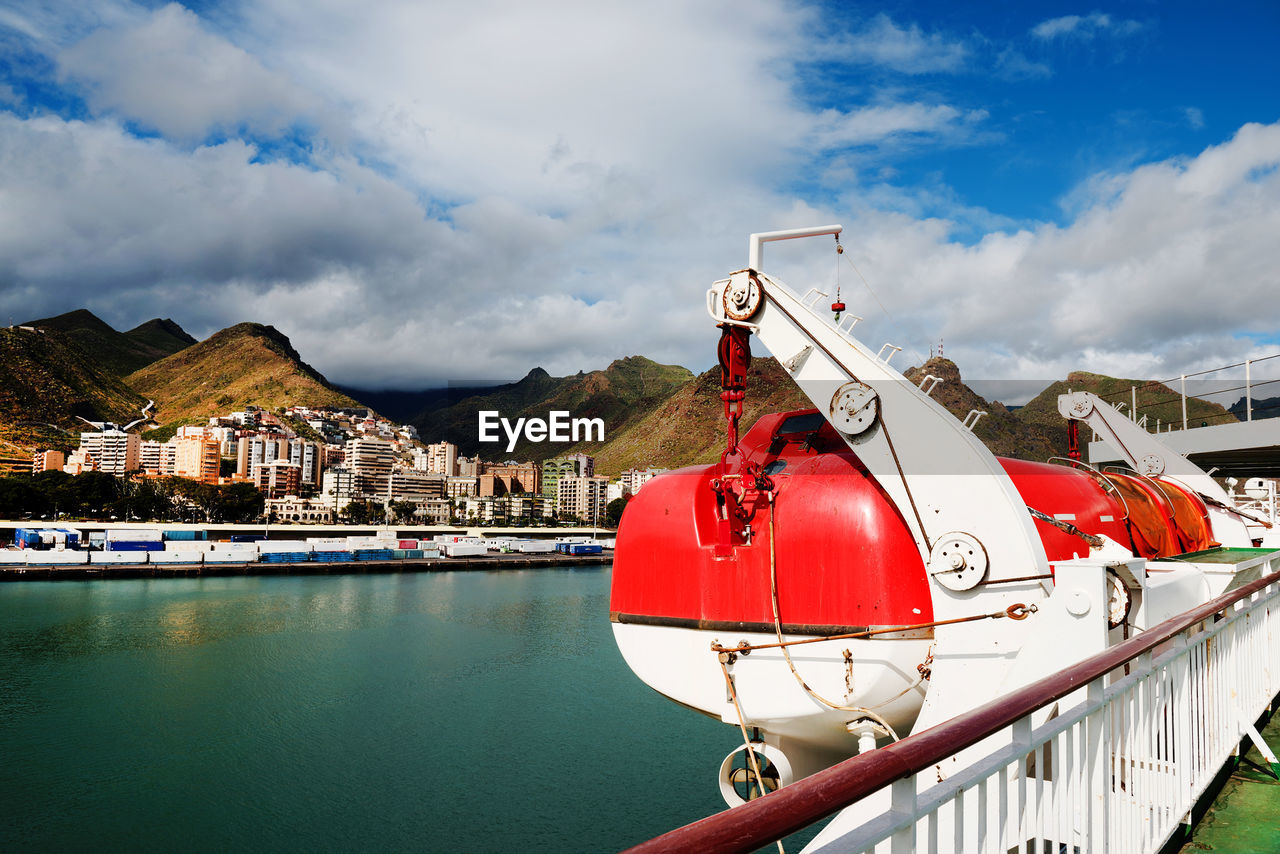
24, 551, 90, 565
107, 540, 165, 552
515, 540, 556, 554
260, 552, 313, 563
14, 528, 81, 549
568, 544, 603, 555
230, 534, 267, 543
149, 551, 206, 564
106, 529, 163, 543
442, 542, 487, 558
90, 551, 149, 564
162, 529, 208, 541
312, 550, 354, 562
257, 541, 315, 554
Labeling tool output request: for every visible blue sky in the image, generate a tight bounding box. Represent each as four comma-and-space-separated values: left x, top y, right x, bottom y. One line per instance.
0, 1, 1278, 399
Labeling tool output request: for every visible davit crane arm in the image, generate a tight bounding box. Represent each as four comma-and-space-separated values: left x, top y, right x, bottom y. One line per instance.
709, 227, 1060, 731
1058, 391, 1261, 544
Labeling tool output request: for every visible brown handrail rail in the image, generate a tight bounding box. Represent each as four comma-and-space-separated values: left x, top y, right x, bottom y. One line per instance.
622, 565, 1280, 854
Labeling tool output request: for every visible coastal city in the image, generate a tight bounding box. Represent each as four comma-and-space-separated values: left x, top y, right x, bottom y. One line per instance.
23, 405, 664, 527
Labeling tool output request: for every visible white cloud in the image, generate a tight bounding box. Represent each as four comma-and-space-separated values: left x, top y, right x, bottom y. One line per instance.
810, 122, 1280, 395
1031, 12, 1143, 41
56, 3, 321, 141
823, 13, 970, 74
0, 0, 1276, 403
809, 103, 989, 149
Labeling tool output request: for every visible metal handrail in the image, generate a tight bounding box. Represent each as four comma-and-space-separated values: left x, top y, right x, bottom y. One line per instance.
623, 567, 1280, 854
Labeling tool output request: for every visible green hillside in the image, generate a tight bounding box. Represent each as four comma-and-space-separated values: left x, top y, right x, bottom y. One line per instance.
126, 323, 366, 426
25, 309, 195, 376
411, 356, 693, 461
903, 358, 1059, 461
1015, 371, 1235, 452
0, 325, 150, 451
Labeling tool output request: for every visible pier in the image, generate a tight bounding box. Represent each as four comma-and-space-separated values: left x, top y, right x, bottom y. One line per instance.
0, 551, 610, 581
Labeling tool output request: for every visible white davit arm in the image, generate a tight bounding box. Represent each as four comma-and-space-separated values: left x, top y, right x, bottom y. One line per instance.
1058, 391, 1258, 543
709, 230, 1052, 731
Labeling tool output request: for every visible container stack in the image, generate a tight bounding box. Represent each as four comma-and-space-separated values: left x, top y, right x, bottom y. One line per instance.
106, 529, 164, 553
258, 541, 315, 563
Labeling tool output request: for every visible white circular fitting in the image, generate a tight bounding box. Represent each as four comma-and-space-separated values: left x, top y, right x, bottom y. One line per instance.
927, 533, 988, 591
718, 742, 793, 807
830, 380, 879, 436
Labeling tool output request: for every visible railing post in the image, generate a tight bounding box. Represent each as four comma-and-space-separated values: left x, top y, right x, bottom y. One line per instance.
1246, 359, 1253, 421
890, 776, 916, 854
1085, 678, 1109, 852
1181, 375, 1188, 430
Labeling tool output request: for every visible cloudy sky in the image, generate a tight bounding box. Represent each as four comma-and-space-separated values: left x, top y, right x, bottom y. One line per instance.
1, 1, 1278, 399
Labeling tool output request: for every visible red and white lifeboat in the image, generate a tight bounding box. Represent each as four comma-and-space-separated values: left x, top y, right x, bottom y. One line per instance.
610, 408, 1220, 764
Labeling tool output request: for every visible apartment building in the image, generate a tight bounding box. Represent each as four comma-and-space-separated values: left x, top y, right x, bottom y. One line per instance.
253, 459, 301, 499
31, 450, 65, 473
78, 430, 140, 475
555, 474, 609, 523
485, 461, 541, 494
320, 467, 355, 511
346, 437, 395, 496
424, 441, 458, 476
173, 436, 220, 484
236, 434, 289, 477
542, 453, 594, 501
388, 469, 446, 501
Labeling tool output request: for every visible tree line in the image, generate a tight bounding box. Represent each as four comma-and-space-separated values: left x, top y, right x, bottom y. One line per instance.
0, 470, 264, 523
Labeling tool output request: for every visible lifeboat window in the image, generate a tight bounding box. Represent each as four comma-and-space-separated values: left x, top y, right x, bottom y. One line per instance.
763, 459, 788, 476
775, 412, 826, 438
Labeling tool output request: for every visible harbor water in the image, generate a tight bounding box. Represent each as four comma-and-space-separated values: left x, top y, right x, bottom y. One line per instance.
0, 566, 734, 852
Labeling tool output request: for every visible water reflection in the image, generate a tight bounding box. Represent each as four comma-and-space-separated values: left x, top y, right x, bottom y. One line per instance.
0, 567, 731, 852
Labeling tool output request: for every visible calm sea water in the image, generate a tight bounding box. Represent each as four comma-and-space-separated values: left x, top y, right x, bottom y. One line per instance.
0, 567, 744, 852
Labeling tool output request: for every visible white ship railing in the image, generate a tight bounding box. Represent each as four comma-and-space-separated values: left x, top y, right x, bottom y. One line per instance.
625, 564, 1280, 854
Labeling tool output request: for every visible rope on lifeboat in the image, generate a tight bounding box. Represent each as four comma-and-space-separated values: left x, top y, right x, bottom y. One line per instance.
764, 490, 900, 737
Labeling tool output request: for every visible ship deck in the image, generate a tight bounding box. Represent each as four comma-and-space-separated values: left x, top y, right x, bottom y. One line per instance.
1179, 701, 1280, 852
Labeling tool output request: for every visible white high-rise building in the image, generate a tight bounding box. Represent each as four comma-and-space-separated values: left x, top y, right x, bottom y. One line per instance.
78, 430, 140, 475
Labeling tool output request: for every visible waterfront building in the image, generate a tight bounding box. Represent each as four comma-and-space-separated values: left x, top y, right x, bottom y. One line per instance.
556, 474, 609, 523
419, 498, 452, 524
173, 437, 220, 484
345, 437, 395, 496
64, 449, 95, 474
288, 438, 324, 487
78, 430, 141, 475
620, 467, 665, 494
253, 459, 302, 499
425, 441, 458, 476
31, 450, 65, 473
320, 467, 355, 510
446, 476, 479, 498
389, 469, 446, 502
542, 453, 594, 502
484, 461, 541, 494
265, 495, 334, 524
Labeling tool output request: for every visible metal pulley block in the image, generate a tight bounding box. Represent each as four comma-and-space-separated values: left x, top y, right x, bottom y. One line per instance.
830, 380, 879, 436
722, 272, 763, 321
1139, 453, 1165, 476
927, 533, 989, 591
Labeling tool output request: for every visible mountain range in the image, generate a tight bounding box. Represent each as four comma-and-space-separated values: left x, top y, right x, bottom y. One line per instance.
0, 308, 1243, 476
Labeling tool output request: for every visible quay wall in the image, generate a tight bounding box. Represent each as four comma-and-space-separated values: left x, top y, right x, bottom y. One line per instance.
0, 552, 611, 582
